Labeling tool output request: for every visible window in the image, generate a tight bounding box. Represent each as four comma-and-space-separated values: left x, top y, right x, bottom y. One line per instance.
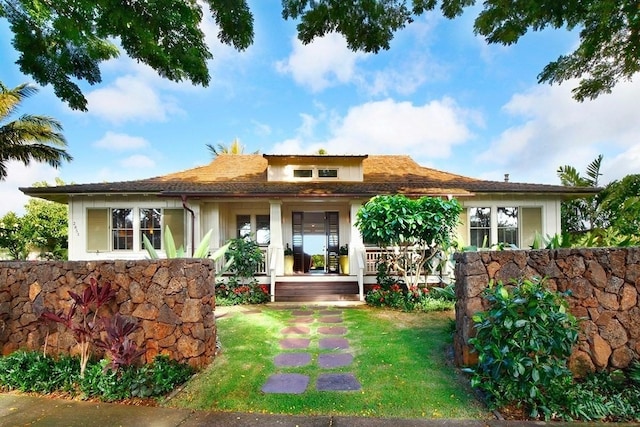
236, 215, 251, 239
236, 214, 270, 244
256, 215, 270, 245
112, 209, 134, 250
140, 208, 162, 249
469, 207, 491, 248
86, 207, 184, 252
318, 169, 338, 178
498, 207, 518, 245
293, 169, 313, 178
87, 209, 109, 251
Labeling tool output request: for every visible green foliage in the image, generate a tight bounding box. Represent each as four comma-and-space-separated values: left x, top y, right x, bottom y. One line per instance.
573, 227, 640, 248
562, 368, 640, 422
0, 82, 71, 178
226, 237, 263, 283
21, 198, 68, 259
468, 277, 579, 420
365, 274, 455, 312
215, 280, 270, 306
143, 226, 231, 267
0, 351, 79, 393
0, 211, 29, 259
356, 195, 462, 288
3, 2, 638, 106
0, 352, 194, 401
598, 174, 640, 236
79, 355, 194, 401
1, 1, 252, 110
557, 154, 604, 234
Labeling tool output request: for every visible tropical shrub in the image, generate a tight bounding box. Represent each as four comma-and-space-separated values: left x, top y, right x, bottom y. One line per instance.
467, 277, 578, 419
215, 237, 269, 305
0, 351, 193, 401
356, 195, 462, 290
365, 259, 454, 311
215, 281, 270, 305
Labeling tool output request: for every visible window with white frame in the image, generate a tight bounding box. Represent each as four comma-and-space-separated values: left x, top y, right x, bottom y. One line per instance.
236, 214, 270, 245
236, 215, 251, 239
497, 207, 518, 246
469, 207, 491, 248
112, 208, 134, 250
86, 208, 184, 252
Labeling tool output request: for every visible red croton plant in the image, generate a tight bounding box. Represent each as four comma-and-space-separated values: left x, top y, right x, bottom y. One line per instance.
41, 277, 144, 377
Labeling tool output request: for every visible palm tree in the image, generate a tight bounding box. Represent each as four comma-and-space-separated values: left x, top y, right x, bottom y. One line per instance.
557, 154, 603, 232
0, 82, 72, 180
206, 138, 258, 158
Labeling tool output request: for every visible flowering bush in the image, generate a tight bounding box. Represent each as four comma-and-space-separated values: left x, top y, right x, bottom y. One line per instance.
215, 278, 270, 306
366, 283, 447, 311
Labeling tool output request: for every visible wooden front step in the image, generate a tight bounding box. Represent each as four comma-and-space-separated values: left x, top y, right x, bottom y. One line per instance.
274, 281, 359, 302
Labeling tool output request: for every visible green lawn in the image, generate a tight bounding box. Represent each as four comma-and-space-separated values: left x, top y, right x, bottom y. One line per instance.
166, 306, 490, 420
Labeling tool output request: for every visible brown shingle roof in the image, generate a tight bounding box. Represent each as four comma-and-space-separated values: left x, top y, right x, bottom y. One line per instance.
20, 154, 599, 202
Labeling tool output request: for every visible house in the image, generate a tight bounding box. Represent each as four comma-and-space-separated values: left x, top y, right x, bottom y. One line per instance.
21, 154, 596, 301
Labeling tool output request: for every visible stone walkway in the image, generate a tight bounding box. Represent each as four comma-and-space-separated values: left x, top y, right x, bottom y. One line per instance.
261, 308, 362, 394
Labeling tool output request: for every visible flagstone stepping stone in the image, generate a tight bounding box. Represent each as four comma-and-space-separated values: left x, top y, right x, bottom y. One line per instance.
318, 353, 353, 368
319, 337, 349, 350
317, 326, 347, 335
279, 338, 311, 349
318, 316, 342, 323
291, 317, 314, 324
274, 353, 312, 367
241, 309, 262, 314
291, 310, 314, 316
316, 373, 361, 391
262, 373, 309, 394
318, 310, 341, 315
281, 326, 310, 335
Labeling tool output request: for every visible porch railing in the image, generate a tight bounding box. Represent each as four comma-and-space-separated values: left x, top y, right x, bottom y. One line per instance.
211, 246, 269, 275
363, 246, 454, 284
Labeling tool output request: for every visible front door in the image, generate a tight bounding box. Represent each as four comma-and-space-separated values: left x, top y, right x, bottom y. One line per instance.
292, 211, 339, 273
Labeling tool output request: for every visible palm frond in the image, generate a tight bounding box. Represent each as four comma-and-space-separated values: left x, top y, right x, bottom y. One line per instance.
584, 154, 603, 187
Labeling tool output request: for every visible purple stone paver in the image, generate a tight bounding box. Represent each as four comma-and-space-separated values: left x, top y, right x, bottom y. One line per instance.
319, 337, 349, 349
318, 316, 342, 324
281, 326, 310, 335
274, 353, 312, 367
318, 353, 353, 368
280, 338, 311, 349
316, 373, 361, 391
262, 373, 309, 394
319, 310, 341, 315
291, 310, 314, 316
317, 326, 347, 335
291, 317, 314, 324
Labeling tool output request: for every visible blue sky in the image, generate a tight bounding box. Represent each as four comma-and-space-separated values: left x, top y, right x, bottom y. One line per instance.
2, 2, 640, 216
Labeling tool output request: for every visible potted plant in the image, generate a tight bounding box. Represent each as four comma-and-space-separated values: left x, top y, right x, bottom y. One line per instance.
284, 243, 294, 275
339, 244, 349, 275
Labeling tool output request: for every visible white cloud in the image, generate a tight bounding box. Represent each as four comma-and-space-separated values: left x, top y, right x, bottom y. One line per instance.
84, 75, 184, 124
271, 98, 479, 158
276, 33, 368, 92
119, 155, 156, 169
93, 131, 150, 151
476, 79, 640, 184
0, 162, 61, 217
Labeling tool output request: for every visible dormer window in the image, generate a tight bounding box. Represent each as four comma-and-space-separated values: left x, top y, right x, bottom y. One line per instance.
318, 169, 338, 178
293, 169, 313, 178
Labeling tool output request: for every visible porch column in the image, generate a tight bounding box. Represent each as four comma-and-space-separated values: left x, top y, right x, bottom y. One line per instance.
207, 203, 220, 249
269, 200, 284, 276
350, 201, 365, 300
